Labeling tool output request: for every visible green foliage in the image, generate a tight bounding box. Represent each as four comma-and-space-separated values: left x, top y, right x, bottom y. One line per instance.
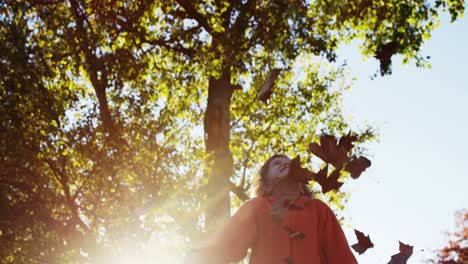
0, 0, 463, 262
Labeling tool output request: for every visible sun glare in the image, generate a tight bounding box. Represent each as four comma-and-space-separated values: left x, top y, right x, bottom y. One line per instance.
102, 231, 187, 264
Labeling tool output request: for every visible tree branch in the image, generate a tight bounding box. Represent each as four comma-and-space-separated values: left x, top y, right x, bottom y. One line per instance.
229, 0, 255, 34
229, 181, 250, 202
139, 35, 195, 56
69, 0, 117, 137
220, 0, 237, 29
115, 15, 197, 57
175, 0, 216, 37
43, 156, 91, 233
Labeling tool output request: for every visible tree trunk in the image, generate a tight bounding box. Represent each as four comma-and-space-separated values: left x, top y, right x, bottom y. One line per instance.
203, 70, 238, 232
69, 0, 116, 140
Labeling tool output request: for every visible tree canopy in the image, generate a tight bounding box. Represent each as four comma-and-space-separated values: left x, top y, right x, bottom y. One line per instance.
430, 209, 468, 264
0, 0, 464, 263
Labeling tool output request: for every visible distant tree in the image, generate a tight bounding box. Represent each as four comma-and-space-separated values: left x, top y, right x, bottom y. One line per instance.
430, 209, 468, 264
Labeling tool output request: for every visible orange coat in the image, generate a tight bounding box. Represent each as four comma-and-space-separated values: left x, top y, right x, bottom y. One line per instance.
189, 194, 358, 264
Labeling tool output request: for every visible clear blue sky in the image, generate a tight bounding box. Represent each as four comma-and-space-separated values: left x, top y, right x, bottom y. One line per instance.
336, 11, 468, 263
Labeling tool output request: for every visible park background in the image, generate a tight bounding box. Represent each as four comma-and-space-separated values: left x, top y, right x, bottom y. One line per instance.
1, 1, 467, 263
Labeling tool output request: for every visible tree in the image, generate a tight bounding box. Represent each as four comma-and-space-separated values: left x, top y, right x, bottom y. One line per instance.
430, 209, 468, 264
150, 0, 466, 229
0, 0, 464, 263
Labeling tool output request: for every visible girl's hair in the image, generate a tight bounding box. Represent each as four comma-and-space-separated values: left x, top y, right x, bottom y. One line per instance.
253, 154, 314, 198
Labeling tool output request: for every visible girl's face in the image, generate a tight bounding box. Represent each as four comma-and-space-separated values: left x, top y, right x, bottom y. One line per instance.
265, 156, 291, 188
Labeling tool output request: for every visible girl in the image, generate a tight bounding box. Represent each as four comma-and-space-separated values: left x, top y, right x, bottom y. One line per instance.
185, 154, 358, 264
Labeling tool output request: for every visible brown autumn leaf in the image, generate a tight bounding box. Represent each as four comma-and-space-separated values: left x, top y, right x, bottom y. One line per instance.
345, 156, 371, 179
351, 229, 374, 255
309, 135, 348, 169
387, 241, 414, 264
258, 68, 282, 103
287, 155, 315, 183
312, 165, 328, 185
338, 130, 358, 152
313, 165, 344, 194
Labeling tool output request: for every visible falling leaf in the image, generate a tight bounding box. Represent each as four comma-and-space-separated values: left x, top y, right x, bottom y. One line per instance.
399, 241, 413, 256
338, 130, 358, 152
312, 165, 328, 184
313, 165, 344, 194
309, 135, 348, 169
387, 241, 414, 264
322, 168, 344, 193
258, 68, 282, 103
351, 229, 374, 254
345, 156, 371, 179
287, 155, 315, 183
375, 41, 399, 75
